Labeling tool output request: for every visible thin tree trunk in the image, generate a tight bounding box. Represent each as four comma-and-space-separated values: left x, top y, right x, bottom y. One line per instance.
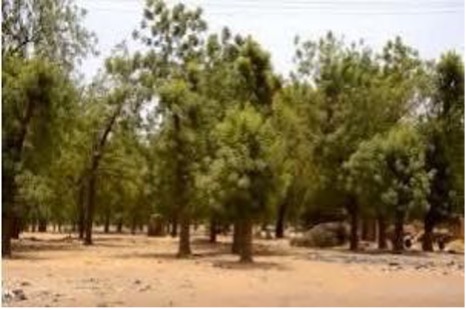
209, 217, 217, 243
84, 170, 97, 245
239, 218, 253, 263
116, 219, 123, 233
393, 210, 404, 254
177, 214, 191, 258
31, 220, 37, 233
347, 196, 359, 251
377, 215, 387, 250
104, 213, 110, 234
131, 218, 137, 235
170, 216, 178, 237
275, 202, 286, 239
232, 221, 242, 254
361, 218, 369, 241
77, 181, 86, 239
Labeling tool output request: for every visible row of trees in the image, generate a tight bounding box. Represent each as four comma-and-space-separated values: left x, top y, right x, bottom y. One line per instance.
2, 0, 464, 262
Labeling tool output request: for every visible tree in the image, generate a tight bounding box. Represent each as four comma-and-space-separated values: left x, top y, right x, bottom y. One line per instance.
2, 0, 96, 70
345, 125, 431, 253
208, 104, 275, 262
2, 56, 76, 255
292, 33, 425, 251
421, 52, 464, 251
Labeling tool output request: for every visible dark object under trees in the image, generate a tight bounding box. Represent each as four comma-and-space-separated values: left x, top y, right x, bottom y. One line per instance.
275, 202, 287, 239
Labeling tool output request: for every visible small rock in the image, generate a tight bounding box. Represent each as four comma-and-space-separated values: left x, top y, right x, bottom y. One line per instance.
134, 280, 141, 285
388, 262, 399, 267
20, 281, 31, 287
12, 289, 27, 301
139, 285, 151, 292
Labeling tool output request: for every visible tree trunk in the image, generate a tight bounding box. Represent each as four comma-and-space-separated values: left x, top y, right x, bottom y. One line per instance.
12, 214, 21, 239
84, 170, 97, 245
209, 217, 217, 243
393, 210, 404, 254
367, 218, 377, 242
422, 211, 435, 252
2, 211, 13, 257
116, 219, 123, 233
104, 213, 110, 234
38, 218, 47, 232
275, 202, 286, 239
377, 216, 388, 250
177, 214, 191, 258
3, 96, 37, 257
77, 182, 86, 239
347, 196, 359, 251
232, 221, 242, 254
239, 218, 253, 263
131, 218, 137, 235
31, 220, 37, 233
170, 217, 178, 237
361, 218, 369, 241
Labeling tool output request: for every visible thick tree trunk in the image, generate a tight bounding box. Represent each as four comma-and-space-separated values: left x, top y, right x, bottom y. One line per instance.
377, 216, 388, 250
275, 202, 286, 239
209, 217, 217, 243
422, 211, 435, 252
239, 219, 253, 263
347, 197, 359, 251
232, 221, 242, 254
12, 214, 21, 239
38, 218, 47, 232
393, 210, 404, 254
2, 211, 13, 257
177, 214, 191, 258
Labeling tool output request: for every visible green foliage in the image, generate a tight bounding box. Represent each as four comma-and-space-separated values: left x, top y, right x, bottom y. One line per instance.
345, 125, 431, 218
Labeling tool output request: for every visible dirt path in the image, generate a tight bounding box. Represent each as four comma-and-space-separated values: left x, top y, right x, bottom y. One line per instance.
2, 232, 464, 307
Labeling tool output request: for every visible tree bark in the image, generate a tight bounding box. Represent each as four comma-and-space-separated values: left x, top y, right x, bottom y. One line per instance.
275, 202, 287, 239
2, 212, 12, 257
361, 218, 369, 241
116, 219, 123, 233
12, 214, 21, 239
422, 211, 435, 252
377, 216, 387, 250
239, 218, 253, 263
232, 221, 242, 254
209, 217, 217, 243
84, 169, 97, 245
38, 218, 47, 232
84, 99, 123, 245
347, 196, 359, 251
170, 217, 178, 237
177, 214, 191, 258
77, 181, 86, 239
393, 210, 404, 254
104, 213, 110, 234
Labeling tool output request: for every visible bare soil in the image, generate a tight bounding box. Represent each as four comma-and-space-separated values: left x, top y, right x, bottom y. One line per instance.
2, 231, 464, 307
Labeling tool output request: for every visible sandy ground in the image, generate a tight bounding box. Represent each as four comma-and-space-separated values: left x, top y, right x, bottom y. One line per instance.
2, 230, 464, 307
